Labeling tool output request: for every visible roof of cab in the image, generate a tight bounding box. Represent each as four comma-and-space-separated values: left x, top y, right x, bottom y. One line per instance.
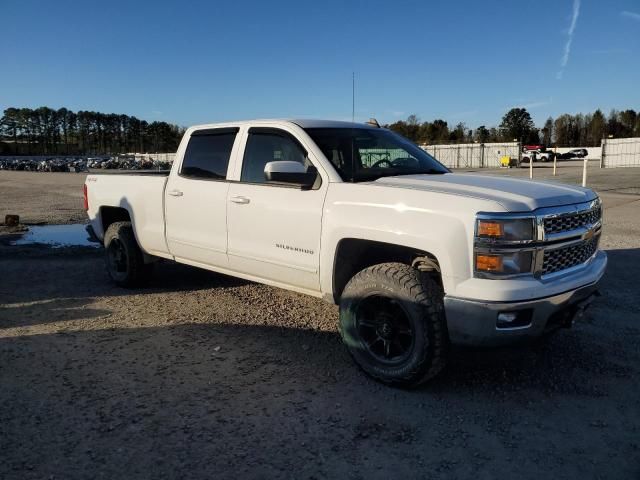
289, 119, 377, 129
189, 119, 378, 131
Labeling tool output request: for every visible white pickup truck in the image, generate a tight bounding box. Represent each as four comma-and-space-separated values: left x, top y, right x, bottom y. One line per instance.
85, 119, 607, 386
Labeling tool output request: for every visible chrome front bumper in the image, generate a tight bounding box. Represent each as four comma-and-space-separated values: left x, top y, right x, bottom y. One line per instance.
444, 277, 602, 346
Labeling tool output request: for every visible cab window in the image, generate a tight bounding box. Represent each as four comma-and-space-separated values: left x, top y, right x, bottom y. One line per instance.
181, 128, 238, 180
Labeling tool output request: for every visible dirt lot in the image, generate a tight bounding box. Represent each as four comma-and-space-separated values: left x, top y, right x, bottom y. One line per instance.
0, 171, 87, 225
1, 166, 639, 479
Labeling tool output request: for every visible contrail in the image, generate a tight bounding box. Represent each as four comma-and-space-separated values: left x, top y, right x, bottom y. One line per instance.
557, 0, 581, 79
621, 10, 640, 21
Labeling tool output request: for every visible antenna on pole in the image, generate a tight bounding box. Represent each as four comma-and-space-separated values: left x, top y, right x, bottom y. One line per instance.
352, 72, 355, 123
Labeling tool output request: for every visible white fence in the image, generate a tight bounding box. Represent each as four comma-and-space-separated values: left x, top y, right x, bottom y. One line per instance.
601, 137, 640, 168
421, 142, 520, 168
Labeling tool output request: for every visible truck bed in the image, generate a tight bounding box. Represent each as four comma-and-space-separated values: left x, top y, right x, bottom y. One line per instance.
85, 172, 170, 257
88, 169, 171, 176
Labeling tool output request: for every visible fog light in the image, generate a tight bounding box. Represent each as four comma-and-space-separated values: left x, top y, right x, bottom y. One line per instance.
496, 310, 532, 329
497, 312, 518, 324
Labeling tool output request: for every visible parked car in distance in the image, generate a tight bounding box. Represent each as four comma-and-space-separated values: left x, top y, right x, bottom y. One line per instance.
522, 145, 545, 152
558, 148, 589, 160
85, 119, 606, 387
522, 146, 554, 163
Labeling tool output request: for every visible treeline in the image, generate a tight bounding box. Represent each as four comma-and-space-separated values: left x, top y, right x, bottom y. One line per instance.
386, 108, 640, 147
0, 106, 185, 155
3, 105, 638, 154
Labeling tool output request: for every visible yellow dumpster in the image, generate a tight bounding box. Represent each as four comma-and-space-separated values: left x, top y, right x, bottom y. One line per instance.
500, 155, 518, 168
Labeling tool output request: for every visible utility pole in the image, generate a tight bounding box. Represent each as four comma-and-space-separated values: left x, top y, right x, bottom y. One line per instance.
352, 72, 355, 123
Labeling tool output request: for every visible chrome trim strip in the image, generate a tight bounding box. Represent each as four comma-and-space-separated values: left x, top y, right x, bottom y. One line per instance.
444, 279, 599, 305
544, 220, 602, 243
476, 212, 538, 219
535, 198, 601, 219
540, 228, 601, 252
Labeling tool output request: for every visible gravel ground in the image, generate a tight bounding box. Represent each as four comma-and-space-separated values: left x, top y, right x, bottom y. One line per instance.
0, 171, 87, 225
1, 167, 639, 479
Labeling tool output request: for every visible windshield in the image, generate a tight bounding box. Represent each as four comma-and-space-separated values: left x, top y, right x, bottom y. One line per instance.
304, 127, 449, 182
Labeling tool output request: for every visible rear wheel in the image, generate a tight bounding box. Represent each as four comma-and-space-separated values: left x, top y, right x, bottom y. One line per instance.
104, 221, 150, 287
339, 263, 449, 387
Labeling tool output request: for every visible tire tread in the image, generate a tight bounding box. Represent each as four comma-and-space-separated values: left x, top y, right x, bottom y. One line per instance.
339, 262, 449, 387
104, 221, 148, 287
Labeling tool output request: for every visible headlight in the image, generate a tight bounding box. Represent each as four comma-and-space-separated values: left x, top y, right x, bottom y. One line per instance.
474, 214, 537, 278
476, 217, 535, 242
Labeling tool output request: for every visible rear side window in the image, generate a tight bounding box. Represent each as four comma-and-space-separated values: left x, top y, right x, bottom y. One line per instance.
180, 128, 238, 180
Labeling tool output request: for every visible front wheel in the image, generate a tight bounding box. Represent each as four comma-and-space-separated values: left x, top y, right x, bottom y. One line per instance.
104, 221, 150, 287
339, 263, 449, 387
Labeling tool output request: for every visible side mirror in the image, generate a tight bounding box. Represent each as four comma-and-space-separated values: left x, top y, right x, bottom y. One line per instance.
264, 161, 318, 188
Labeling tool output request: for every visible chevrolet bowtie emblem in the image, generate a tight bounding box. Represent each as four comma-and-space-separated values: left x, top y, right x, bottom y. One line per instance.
583, 228, 595, 241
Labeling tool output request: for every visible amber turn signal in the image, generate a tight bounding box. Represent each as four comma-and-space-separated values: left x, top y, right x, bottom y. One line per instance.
476, 254, 503, 272
477, 220, 504, 237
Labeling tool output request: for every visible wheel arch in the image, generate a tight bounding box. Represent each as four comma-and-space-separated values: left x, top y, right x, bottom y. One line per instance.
99, 206, 132, 236
330, 238, 443, 304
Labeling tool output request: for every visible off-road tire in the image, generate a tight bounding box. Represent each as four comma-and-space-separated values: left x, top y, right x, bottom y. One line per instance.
339, 262, 449, 387
104, 221, 149, 287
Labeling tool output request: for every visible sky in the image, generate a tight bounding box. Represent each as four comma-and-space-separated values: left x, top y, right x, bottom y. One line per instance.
1, 0, 639, 129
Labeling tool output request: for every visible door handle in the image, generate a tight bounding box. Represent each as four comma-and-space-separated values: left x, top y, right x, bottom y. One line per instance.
168, 189, 183, 197
230, 195, 250, 204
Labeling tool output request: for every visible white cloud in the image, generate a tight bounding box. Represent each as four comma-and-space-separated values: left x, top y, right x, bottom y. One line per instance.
621, 10, 640, 21
510, 98, 553, 110
557, 0, 581, 79
522, 99, 552, 109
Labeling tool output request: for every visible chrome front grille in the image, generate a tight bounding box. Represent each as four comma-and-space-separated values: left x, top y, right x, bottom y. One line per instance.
542, 236, 599, 275
474, 199, 602, 279
543, 206, 601, 235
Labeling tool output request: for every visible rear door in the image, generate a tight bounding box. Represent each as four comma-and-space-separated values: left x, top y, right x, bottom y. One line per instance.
164, 127, 239, 267
226, 127, 327, 292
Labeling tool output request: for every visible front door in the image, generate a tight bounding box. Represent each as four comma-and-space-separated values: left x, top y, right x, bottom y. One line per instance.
227, 128, 326, 292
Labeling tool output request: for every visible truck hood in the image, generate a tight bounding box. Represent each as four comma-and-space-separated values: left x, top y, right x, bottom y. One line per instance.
373, 173, 596, 212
